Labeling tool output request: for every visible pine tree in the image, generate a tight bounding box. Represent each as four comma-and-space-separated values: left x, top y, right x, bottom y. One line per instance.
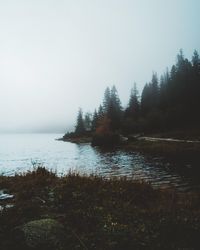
151, 72, 159, 108
98, 105, 104, 120
91, 109, 98, 132
75, 108, 85, 135
191, 50, 200, 124
141, 83, 151, 115
192, 50, 200, 74
84, 112, 92, 131
126, 83, 139, 119
71, 49, 200, 135
103, 87, 111, 113
108, 85, 122, 130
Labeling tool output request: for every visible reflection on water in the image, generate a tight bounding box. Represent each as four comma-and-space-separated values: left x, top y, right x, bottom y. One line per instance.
0, 133, 199, 191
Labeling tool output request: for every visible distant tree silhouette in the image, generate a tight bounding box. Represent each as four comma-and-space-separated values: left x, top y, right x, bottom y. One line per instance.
103, 87, 111, 114
98, 105, 104, 120
99, 85, 122, 131
84, 112, 92, 131
91, 109, 98, 132
122, 83, 140, 133
125, 83, 139, 119
151, 72, 159, 108
107, 85, 122, 130
75, 108, 85, 135
70, 49, 200, 137
191, 50, 200, 125
141, 83, 151, 116
159, 69, 169, 112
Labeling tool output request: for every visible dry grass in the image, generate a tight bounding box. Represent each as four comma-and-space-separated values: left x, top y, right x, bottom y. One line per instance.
0, 167, 200, 249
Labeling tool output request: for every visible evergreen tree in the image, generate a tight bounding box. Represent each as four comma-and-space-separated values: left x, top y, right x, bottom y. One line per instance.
141, 83, 151, 115
84, 112, 92, 131
91, 109, 98, 132
108, 85, 122, 130
110, 86, 121, 108
103, 87, 111, 113
125, 83, 139, 119
98, 105, 104, 120
191, 50, 200, 124
70, 49, 200, 136
151, 72, 159, 107
176, 49, 185, 71
192, 50, 200, 72
75, 108, 85, 135
159, 71, 168, 111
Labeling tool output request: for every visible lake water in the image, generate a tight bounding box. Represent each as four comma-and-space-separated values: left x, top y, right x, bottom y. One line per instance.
0, 133, 198, 191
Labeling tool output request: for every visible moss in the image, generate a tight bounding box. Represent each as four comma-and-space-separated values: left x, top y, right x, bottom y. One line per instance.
20, 219, 65, 250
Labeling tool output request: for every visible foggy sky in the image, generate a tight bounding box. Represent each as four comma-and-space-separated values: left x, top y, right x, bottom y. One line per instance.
0, 0, 199, 133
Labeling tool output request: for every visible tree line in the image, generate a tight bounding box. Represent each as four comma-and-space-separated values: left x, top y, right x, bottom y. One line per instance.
73, 50, 200, 136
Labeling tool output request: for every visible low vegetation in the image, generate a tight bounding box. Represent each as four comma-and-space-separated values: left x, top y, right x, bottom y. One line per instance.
125, 139, 200, 165
0, 167, 200, 250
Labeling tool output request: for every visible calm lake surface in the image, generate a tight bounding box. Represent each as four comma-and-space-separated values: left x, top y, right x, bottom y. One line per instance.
0, 133, 199, 191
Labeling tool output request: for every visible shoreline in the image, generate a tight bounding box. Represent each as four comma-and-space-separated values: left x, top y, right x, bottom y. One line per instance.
59, 134, 200, 164
124, 139, 200, 163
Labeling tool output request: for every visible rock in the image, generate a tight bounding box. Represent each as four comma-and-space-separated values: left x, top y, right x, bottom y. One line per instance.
0, 204, 14, 212
15, 218, 67, 250
119, 135, 128, 143
0, 190, 14, 200
128, 134, 140, 141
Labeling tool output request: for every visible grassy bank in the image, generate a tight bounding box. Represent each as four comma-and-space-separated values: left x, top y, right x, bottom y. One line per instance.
61, 136, 92, 143
125, 139, 200, 165
0, 167, 200, 249
61, 132, 92, 143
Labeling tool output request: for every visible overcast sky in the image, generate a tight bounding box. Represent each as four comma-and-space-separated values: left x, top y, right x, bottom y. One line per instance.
0, 0, 199, 133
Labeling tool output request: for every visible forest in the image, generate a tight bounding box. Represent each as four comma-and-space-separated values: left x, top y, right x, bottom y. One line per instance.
67, 49, 200, 141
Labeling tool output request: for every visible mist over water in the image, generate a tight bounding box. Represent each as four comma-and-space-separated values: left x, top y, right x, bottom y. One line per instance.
0, 133, 198, 191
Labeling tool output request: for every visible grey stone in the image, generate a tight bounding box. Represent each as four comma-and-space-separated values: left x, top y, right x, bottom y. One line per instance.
0, 190, 14, 200
18, 218, 67, 250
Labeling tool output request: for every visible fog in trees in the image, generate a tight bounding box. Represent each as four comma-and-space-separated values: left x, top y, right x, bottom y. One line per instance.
71, 50, 200, 137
